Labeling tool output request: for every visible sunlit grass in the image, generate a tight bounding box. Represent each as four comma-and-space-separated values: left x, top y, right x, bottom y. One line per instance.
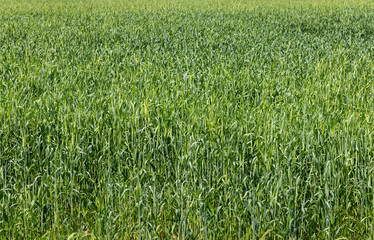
1, 0, 374, 239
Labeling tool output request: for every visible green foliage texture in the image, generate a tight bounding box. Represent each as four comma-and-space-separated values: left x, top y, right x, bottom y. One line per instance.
1, 0, 374, 239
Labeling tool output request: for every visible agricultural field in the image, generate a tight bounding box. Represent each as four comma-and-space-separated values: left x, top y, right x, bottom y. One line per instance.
1, 0, 374, 239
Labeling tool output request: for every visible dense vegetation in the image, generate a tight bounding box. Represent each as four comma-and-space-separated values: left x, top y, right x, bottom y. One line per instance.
1, 0, 374, 239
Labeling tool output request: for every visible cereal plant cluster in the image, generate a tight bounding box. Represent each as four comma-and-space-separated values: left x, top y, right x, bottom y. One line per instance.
1, 0, 374, 239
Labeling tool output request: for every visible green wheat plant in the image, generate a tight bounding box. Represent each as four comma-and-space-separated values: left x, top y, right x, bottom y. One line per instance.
1, 0, 374, 239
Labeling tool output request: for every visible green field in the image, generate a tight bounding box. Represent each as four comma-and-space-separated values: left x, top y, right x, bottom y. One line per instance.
1, 0, 374, 239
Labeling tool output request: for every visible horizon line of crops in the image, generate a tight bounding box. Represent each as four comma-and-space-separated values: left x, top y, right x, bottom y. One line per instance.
1, 1, 374, 239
